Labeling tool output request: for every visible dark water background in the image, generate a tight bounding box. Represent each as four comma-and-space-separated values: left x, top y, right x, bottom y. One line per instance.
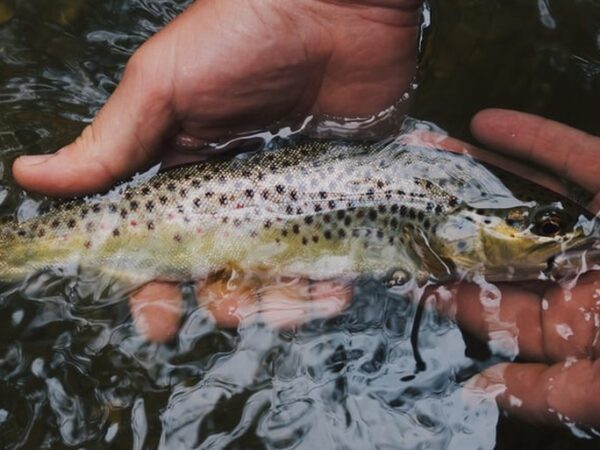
0, 0, 599, 449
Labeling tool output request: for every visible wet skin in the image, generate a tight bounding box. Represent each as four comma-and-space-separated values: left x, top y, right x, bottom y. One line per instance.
9, 0, 600, 431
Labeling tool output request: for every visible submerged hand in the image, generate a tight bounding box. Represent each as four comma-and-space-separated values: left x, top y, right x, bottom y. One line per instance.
13, 0, 421, 197
432, 109, 600, 428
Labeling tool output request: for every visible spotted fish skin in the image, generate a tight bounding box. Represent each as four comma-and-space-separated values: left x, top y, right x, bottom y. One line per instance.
0, 140, 594, 285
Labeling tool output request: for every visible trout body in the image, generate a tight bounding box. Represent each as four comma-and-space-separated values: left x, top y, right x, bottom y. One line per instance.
0, 140, 596, 285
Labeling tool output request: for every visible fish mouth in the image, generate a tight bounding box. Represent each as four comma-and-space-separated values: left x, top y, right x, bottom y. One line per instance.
546, 239, 600, 279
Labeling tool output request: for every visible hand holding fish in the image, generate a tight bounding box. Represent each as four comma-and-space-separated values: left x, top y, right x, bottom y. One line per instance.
12, 0, 421, 196
432, 109, 600, 429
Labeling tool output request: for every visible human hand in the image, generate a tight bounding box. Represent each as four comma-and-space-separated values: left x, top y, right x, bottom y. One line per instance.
13, 0, 421, 197
427, 109, 600, 428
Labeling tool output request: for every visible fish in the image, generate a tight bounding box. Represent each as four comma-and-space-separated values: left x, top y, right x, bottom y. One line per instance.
0, 139, 597, 288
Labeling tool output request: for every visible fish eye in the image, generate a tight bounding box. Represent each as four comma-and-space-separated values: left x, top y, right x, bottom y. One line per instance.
531, 207, 566, 237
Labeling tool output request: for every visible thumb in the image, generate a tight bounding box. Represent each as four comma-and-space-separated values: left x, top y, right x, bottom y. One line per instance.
13, 52, 174, 197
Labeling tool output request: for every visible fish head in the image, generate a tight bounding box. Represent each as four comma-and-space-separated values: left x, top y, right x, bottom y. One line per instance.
432, 198, 599, 282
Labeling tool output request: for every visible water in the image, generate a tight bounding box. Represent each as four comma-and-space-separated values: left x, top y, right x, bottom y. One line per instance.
0, 0, 599, 449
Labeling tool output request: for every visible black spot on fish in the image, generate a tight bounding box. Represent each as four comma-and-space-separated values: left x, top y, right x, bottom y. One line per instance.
390, 217, 398, 229
282, 230, 288, 237
423, 219, 431, 230
337, 210, 345, 220
38, 228, 46, 237
324, 230, 332, 240
292, 224, 300, 234
17, 229, 26, 237
180, 188, 187, 198
108, 204, 117, 213
92, 204, 101, 213
112, 228, 120, 237
146, 200, 155, 211
328, 200, 336, 209
378, 205, 386, 214
344, 216, 352, 227
312, 235, 319, 243
147, 221, 155, 230
323, 214, 331, 223
130, 201, 139, 211
233, 219, 241, 227
319, 191, 328, 199
245, 189, 254, 199
368, 209, 378, 221
219, 195, 228, 205
449, 196, 459, 207
80, 208, 89, 218
377, 180, 384, 189
264, 220, 272, 229
314, 204, 322, 213
159, 196, 168, 205
425, 180, 433, 189
141, 187, 151, 196
51, 219, 60, 228
203, 174, 212, 182
290, 190, 298, 201
302, 237, 308, 245
389, 236, 395, 245
391, 204, 399, 214
435, 205, 443, 214
124, 192, 132, 200
67, 219, 76, 229
205, 191, 213, 199
304, 216, 314, 225
174, 234, 182, 243
262, 190, 270, 200
338, 229, 346, 238
275, 184, 284, 194
377, 229, 384, 240
192, 179, 201, 188
120, 209, 128, 218
222, 216, 229, 224
409, 209, 416, 220
417, 211, 425, 222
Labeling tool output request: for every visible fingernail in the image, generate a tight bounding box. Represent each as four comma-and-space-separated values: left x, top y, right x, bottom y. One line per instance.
17, 154, 54, 166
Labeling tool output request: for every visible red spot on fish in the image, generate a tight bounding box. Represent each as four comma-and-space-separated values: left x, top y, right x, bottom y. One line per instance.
130, 220, 138, 226
236, 203, 244, 209
100, 223, 108, 230
84, 241, 91, 249
196, 228, 203, 234
168, 213, 175, 220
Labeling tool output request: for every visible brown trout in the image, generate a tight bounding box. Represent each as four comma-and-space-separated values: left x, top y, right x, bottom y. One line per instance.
0, 139, 597, 286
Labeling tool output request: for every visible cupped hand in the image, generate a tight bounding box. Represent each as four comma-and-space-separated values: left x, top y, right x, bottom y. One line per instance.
428, 109, 600, 429
13, 0, 421, 197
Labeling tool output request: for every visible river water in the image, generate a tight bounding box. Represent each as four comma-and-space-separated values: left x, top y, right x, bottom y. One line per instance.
0, 1, 599, 449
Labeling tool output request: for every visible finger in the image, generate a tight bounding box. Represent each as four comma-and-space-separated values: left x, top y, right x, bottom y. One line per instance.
467, 360, 600, 427
400, 130, 568, 196
425, 283, 546, 361
471, 109, 600, 193
129, 281, 183, 343
258, 278, 352, 328
198, 276, 352, 329
13, 45, 174, 197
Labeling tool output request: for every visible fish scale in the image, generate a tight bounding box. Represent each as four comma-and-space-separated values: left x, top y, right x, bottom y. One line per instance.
0, 139, 595, 286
